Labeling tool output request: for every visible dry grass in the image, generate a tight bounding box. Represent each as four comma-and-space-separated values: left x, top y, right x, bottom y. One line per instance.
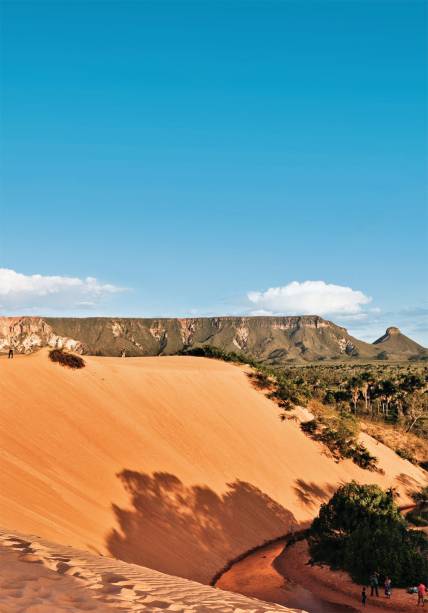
361, 420, 428, 465
306, 399, 428, 467
49, 349, 85, 369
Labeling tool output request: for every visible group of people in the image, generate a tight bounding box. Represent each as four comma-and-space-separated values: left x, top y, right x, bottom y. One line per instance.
361, 572, 427, 607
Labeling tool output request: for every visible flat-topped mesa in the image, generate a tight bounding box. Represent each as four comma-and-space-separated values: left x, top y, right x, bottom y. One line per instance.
1, 315, 425, 362
0, 314, 379, 362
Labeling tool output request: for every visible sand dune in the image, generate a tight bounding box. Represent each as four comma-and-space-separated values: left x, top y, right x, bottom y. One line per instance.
0, 350, 426, 584
0, 528, 303, 612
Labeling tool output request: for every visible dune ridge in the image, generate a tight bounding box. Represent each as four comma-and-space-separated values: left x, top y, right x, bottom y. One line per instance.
0, 350, 426, 585
0, 528, 304, 612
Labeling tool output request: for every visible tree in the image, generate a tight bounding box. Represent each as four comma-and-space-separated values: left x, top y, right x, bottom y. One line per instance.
361, 381, 370, 414
309, 482, 428, 586
405, 394, 427, 433
351, 385, 360, 414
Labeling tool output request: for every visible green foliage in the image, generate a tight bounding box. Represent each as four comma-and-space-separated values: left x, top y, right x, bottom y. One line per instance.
310, 482, 428, 586
181, 345, 259, 367
272, 361, 428, 440
411, 486, 428, 505
300, 414, 378, 471
406, 506, 428, 527
300, 419, 318, 434
267, 380, 302, 407
350, 443, 379, 470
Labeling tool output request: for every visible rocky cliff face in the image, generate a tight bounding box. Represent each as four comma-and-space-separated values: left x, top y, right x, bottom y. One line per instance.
0, 317, 84, 354
0, 315, 384, 362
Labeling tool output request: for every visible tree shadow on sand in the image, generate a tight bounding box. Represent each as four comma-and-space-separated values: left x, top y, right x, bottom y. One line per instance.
293, 479, 337, 508
107, 470, 297, 583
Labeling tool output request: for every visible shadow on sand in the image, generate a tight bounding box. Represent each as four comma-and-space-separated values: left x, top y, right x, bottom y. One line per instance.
107, 470, 297, 583
293, 479, 338, 508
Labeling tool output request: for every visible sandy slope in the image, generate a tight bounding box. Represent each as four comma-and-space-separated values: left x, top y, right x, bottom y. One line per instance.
218, 538, 422, 613
0, 350, 426, 584
276, 540, 421, 612
0, 528, 303, 612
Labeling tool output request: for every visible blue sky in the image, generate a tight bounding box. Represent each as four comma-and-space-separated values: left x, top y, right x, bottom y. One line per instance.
1, 1, 427, 344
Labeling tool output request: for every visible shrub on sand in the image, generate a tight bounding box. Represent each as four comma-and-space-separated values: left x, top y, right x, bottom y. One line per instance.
49, 348, 85, 369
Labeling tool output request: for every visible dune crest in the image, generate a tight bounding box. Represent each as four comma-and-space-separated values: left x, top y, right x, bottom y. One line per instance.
0, 529, 304, 612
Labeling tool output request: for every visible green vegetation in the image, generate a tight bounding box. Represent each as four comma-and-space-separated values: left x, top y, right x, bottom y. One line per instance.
301, 414, 378, 471
411, 486, 428, 505
406, 506, 428, 528
309, 482, 428, 586
407, 488, 428, 527
277, 362, 428, 438
269, 361, 428, 463
180, 345, 259, 367
49, 348, 85, 369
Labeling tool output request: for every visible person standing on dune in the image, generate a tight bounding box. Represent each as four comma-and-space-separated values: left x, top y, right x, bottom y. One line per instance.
8, 348, 13, 359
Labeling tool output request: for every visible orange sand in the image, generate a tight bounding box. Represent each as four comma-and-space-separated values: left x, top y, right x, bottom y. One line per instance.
0, 350, 426, 583
276, 539, 421, 612
0, 529, 302, 613
218, 538, 422, 613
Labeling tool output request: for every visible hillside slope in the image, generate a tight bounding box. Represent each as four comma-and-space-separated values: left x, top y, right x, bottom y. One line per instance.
0, 351, 426, 584
374, 326, 428, 358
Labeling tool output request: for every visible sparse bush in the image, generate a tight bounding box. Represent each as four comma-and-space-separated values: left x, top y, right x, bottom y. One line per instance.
49, 348, 85, 369
411, 486, 428, 505
350, 443, 379, 471
301, 413, 378, 471
247, 371, 272, 390
407, 506, 428, 527
181, 345, 258, 367
395, 447, 417, 464
301, 419, 318, 434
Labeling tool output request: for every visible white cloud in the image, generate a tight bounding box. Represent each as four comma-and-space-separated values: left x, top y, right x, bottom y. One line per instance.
248, 280, 371, 316
0, 268, 125, 313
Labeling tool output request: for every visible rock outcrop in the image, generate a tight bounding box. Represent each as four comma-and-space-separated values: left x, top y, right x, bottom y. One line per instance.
0, 317, 83, 354
373, 326, 427, 358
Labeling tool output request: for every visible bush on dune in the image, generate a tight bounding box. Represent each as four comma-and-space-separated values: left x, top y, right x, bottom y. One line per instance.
180, 345, 259, 367
49, 348, 85, 369
300, 414, 379, 471
411, 486, 428, 505
309, 482, 428, 587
